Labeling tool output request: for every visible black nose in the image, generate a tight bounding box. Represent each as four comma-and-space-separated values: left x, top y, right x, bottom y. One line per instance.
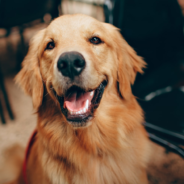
57, 51, 86, 79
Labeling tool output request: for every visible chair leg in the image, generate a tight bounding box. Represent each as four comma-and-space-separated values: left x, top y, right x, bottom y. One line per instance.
0, 99, 6, 124
16, 27, 26, 71
0, 70, 14, 121
6, 28, 14, 55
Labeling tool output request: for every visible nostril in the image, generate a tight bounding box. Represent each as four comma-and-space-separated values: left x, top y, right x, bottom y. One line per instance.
57, 60, 67, 71
74, 59, 85, 68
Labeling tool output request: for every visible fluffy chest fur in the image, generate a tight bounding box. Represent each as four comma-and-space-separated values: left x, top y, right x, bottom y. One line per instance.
41, 140, 147, 184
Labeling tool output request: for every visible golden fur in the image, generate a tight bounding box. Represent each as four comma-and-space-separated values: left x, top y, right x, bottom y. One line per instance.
13, 14, 150, 184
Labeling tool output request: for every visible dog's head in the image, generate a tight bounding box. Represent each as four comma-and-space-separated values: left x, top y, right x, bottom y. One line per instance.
15, 14, 145, 128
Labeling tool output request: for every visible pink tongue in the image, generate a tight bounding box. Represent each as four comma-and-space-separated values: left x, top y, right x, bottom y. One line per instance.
64, 91, 93, 112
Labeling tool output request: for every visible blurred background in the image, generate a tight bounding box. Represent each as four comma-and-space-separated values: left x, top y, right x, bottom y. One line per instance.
0, 0, 184, 183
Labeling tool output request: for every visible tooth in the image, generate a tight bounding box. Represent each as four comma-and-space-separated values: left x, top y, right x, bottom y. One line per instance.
85, 100, 89, 109
90, 91, 94, 97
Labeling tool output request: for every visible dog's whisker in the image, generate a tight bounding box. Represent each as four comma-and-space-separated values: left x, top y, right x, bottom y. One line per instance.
44, 92, 49, 97
44, 87, 54, 97
54, 93, 59, 106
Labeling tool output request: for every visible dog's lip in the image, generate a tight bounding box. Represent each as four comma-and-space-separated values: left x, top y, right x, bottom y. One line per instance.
56, 80, 107, 126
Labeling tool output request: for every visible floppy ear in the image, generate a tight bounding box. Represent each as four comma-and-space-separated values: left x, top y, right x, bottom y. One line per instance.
15, 29, 45, 109
115, 31, 146, 100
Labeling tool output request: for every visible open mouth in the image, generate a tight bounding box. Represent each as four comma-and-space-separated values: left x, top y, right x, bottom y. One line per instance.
57, 80, 107, 127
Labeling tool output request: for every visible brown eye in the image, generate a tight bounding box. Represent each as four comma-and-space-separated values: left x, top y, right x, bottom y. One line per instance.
45, 41, 55, 50
89, 37, 102, 45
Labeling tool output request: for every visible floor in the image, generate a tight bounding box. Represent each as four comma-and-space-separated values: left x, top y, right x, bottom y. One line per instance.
0, 76, 36, 183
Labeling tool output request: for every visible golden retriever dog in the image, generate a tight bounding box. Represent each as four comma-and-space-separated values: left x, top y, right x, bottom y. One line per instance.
13, 14, 150, 184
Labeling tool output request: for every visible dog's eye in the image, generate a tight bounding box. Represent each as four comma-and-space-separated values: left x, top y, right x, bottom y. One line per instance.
45, 41, 55, 50
89, 37, 102, 45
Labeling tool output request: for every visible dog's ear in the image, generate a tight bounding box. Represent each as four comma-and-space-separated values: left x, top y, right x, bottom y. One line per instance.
114, 30, 146, 100
15, 29, 45, 109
